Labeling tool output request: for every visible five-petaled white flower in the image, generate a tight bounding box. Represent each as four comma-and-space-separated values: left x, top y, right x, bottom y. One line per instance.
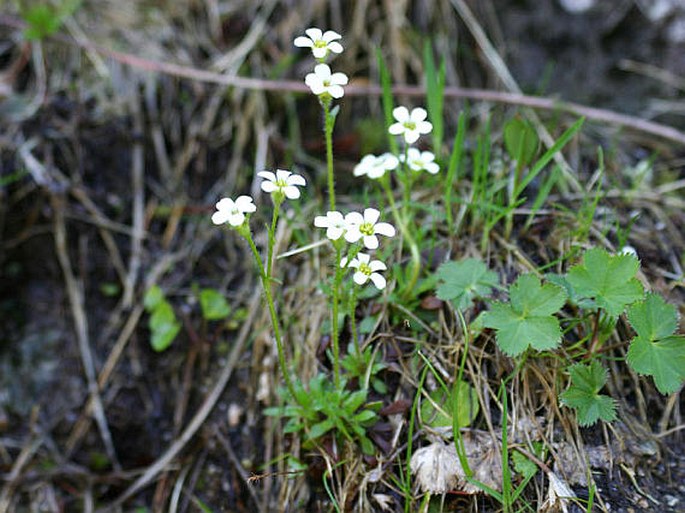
305, 64, 349, 99
294, 28, 343, 59
211, 196, 256, 227
388, 106, 433, 144
353, 153, 399, 179
314, 211, 347, 240
401, 148, 440, 174
344, 208, 395, 250
258, 169, 306, 200
341, 253, 388, 290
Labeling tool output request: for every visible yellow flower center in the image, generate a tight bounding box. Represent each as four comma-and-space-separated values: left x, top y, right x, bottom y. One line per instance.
314, 40, 327, 49
358, 263, 372, 276
360, 223, 374, 236
404, 121, 416, 130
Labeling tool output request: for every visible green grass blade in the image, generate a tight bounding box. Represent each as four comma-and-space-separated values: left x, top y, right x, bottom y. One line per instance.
376, 47, 398, 155
445, 109, 467, 231
423, 40, 445, 155
514, 117, 584, 198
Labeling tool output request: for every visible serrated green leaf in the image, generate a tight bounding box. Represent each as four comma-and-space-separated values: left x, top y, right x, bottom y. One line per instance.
628, 335, 685, 394
626, 294, 685, 394
482, 274, 565, 356
509, 274, 567, 317
566, 248, 643, 317
435, 258, 498, 310
199, 288, 231, 321
560, 361, 617, 426
627, 293, 679, 342
512, 451, 538, 479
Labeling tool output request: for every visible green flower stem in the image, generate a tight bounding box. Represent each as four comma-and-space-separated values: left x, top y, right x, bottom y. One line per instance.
331, 241, 344, 390
348, 286, 360, 357
323, 100, 336, 211
380, 177, 421, 300
266, 199, 281, 278
241, 225, 296, 399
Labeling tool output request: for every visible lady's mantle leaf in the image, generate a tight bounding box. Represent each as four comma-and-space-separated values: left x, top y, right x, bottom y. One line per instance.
436, 258, 498, 310
566, 248, 643, 317
627, 294, 685, 394
560, 361, 617, 426
482, 274, 566, 356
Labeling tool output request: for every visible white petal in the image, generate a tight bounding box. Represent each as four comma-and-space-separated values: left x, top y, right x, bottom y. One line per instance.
411, 107, 428, 122
426, 162, 440, 174
382, 154, 399, 169
328, 85, 344, 98
211, 210, 230, 225
404, 130, 420, 144
287, 173, 306, 186
374, 222, 396, 237
314, 215, 329, 227
257, 170, 276, 181
417, 120, 433, 134
235, 195, 256, 212
406, 148, 420, 160
293, 36, 314, 48
330, 72, 349, 85
369, 273, 387, 290
345, 212, 364, 225
363, 235, 379, 249
304, 28, 323, 40
227, 212, 246, 226
312, 46, 328, 59
388, 123, 404, 135
314, 63, 331, 79
284, 186, 301, 199
392, 106, 409, 122
369, 260, 387, 272
261, 181, 278, 193
353, 271, 368, 285
322, 30, 342, 42
340, 256, 349, 268
356, 253, 371, 264
344, 228, 362, 243
327, 226, 344, 240
308, 81, 326, 95
367, 167, 386, 179
364, 208, 380, 224
327, 41, 343, 54
275, 169, 291, 181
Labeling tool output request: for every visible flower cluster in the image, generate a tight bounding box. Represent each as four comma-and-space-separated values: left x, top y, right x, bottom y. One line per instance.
295, 27, 348, 101
353, 105, 438, 183
211, 169, 307, 229
314, 208, 395, 289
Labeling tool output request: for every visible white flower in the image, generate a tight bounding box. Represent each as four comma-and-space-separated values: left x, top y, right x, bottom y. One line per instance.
344, 208, 395, 250
304, 64, 348, 99
341, 253, 388, 290
353, 153, 399, 179
211, 196, 256, 227
294, 28, 343, 59
620, 245, 638, 258
401, 148, 440, 174
314, 211, 347, 240
388, 106, 432, 144
258, 169, 306, 200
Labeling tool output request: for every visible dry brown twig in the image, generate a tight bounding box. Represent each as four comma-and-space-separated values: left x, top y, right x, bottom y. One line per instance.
1, 14, 684, 146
